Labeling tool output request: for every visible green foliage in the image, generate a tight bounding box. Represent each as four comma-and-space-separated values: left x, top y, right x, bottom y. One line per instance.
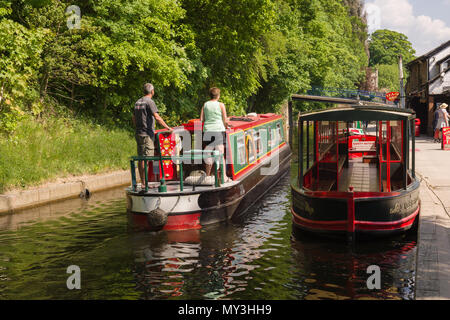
375, 63, 409, 93
250, 0, 368, 112
376, 64, 400, 92
0, 18, 45, 134
181, 0, 277, 114
0, 114, 135, 192
1, 0, 371, 128
369, 29, 416, 67
0, 0, 373, 189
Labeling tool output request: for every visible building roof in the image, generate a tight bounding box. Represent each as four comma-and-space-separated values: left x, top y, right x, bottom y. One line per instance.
407, 40, 450, 67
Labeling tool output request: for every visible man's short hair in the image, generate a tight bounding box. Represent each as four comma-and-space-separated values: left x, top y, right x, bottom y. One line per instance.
144, 83, 154, 95
209, 87, 220, 99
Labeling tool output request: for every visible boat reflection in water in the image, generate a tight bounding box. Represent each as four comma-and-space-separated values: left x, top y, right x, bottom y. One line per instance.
0, 176, 416, 300
128, 174, 417, 300
289, 231, 417, 300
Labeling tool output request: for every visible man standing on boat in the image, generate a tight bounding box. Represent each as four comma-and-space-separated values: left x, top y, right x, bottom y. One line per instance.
132, 83, 173, 187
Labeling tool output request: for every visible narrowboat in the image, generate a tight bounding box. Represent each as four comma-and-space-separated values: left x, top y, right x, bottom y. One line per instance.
126, 113, 291, 231
291, 103, 420, 240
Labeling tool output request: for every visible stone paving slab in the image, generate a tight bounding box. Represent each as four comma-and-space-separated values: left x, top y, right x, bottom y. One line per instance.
415, 137, 450, 300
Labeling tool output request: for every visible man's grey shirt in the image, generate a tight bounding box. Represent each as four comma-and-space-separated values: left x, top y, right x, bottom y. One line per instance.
134, 96, 158, 139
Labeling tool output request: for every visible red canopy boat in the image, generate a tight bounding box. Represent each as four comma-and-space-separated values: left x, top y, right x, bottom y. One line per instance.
291, 102, 420, 241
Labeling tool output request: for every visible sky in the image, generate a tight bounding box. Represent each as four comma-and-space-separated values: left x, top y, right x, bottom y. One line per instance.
364, 0, 450, 56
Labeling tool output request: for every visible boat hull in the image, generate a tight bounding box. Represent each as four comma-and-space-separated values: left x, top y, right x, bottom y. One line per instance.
127, 144, 291, 231
291, 179, 420, 239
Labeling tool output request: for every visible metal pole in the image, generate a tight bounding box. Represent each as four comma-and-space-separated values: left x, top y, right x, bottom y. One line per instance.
412, 118, 416, 179
306, 121, 310, 170
131, 160, 137, 191
179, 162, 184, 192
215, 155, 219, 188
399, 55, 405, 108
144, 159, 148, 192
156, 133, 167, 193
404, 119, 409, 189
288, 100, 293, 149
299, 121, 304, 188
220, 153, 225, 185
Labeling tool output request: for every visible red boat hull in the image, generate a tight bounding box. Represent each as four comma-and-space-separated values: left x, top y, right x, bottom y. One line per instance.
291, 179, 420, 238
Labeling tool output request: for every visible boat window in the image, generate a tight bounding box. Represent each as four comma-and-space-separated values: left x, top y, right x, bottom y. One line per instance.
268, 127, 273, 149
318, 121, 337, 156
390, 121, 402, 161
255, 130, 263, 155
276, 123, 282, 143
246, 132, 256, 164
236, 135, 246, 165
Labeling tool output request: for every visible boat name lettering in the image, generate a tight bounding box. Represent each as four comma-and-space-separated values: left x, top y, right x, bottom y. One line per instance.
300, 199, 315, 216
389, 197, 418, 215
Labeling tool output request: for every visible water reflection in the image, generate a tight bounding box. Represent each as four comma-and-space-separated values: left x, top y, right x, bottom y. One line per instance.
127, 175, 417, 300
0, 174, 417, 300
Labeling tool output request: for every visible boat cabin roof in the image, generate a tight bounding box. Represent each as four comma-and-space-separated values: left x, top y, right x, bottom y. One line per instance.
298, 105, 416, 122
182, 113, 282, 132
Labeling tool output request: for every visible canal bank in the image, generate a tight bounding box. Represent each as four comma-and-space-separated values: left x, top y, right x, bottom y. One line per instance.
415, 136, 450, 300
0, 170, 132, 214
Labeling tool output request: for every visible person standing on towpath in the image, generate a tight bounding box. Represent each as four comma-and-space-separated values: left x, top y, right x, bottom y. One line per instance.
132, 83, 173, 187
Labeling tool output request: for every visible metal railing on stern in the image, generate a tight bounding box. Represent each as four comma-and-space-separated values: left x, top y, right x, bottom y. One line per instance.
130, 149, 226, 193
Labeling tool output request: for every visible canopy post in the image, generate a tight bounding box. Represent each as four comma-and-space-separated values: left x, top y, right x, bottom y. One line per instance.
306, 121, 310, 170
403, 119, 409, 189
412, 118, 416, 179
299, 120, 304, 188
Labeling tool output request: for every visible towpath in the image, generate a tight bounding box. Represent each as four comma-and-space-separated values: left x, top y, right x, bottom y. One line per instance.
415, 136, 450, 300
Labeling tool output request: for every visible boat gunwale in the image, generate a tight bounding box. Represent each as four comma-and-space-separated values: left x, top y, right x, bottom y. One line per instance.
291, 177, 420, 201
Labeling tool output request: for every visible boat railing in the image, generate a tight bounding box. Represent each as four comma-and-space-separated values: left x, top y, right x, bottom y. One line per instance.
130, 149, 225, 193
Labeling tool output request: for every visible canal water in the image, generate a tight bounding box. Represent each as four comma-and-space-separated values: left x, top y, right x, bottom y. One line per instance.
0, 168, 417, 300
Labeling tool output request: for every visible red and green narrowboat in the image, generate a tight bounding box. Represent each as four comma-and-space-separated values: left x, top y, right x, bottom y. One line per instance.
126, 113, 291, 231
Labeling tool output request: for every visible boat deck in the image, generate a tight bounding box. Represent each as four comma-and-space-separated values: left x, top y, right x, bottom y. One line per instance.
338, 162, 379, 192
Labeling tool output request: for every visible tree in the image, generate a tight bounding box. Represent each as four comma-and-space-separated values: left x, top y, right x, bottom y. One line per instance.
180, 0, 276, 114
249, 0, 368, 113
369, 29, 416, 67
0, 2, 45, 134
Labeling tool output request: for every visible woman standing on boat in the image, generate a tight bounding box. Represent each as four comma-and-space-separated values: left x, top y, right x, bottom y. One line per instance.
200, 87, 231, 182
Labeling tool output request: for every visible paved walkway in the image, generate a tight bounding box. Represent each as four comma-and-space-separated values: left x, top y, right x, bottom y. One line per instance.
415, 136, 450, 300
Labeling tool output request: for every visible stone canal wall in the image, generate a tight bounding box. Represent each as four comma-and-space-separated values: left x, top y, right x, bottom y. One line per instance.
0, 170, 132, 214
